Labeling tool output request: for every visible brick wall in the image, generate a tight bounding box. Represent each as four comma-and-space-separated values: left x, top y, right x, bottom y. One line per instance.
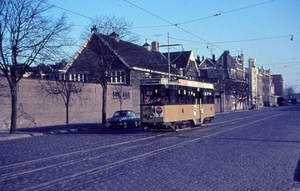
0, 77, 136, 130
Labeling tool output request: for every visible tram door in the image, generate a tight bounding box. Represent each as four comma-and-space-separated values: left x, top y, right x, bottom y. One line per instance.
195, 87, 203, 125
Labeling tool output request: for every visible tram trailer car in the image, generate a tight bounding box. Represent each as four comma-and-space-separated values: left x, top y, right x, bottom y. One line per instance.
140, 78, 215, 130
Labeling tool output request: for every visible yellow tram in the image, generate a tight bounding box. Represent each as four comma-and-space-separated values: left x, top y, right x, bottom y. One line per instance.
140, 78, 215, 130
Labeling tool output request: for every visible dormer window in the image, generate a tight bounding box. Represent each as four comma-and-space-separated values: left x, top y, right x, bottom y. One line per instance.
109, 70, 126, 84
143, 39, 151, 51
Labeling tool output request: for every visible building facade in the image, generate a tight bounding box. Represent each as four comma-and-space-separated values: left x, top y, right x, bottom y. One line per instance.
272, 74, 284, 97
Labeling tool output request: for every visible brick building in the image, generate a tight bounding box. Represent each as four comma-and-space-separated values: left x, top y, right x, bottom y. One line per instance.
272, 74, 284, 97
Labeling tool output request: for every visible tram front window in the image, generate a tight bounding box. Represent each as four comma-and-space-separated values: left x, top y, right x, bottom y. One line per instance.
150, 88, 161, 103
141, 86, 165, 105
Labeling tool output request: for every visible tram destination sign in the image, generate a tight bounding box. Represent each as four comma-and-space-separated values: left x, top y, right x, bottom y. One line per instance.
141, 78, 168, 84
178, 79, 214, 89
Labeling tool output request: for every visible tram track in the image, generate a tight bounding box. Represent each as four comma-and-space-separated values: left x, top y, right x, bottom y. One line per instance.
1, 109, 288, 190
30, 111, 288, 191
0, 110, 279, 178
0, 132, 171, 181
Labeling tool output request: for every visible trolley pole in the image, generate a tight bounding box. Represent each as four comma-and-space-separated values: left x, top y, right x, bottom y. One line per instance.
168, 32, 170, 80
159, 32, 182, 81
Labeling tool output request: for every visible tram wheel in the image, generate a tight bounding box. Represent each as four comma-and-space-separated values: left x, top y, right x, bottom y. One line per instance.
186, 121, 191, 128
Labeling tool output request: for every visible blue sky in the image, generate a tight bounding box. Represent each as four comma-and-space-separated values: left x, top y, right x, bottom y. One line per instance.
49, 0, 300, 91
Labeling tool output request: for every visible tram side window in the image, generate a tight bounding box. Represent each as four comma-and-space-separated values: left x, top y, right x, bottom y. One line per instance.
169, 85, 179, 104
201, 89, 214, 104
164, 87, 169, 104
179, 87, 187, 104
169, 86, 195, 104
186, 87, 195, 104
141, 86, 149, 104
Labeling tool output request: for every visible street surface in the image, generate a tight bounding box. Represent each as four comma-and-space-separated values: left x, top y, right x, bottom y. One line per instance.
0, 105, 300, 190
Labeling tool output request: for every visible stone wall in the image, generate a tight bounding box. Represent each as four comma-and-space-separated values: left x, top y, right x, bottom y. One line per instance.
0, 77, 135, 130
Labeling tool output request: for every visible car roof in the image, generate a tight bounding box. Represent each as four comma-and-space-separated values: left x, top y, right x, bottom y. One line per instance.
115, 110, 134, 112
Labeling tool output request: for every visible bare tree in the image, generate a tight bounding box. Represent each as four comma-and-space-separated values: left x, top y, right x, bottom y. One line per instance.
229, 80, 248, 110
0, 0, 73, 133
39, 79, 85, 124
82, 16, 139, 43
111, 85, 131, 110
285, 86, 295, 97
72, 17, 138, 124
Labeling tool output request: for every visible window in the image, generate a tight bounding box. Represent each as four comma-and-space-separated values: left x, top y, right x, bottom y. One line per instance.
128, 111, 135, 117
201, 89, 214, 104
110, 70, 126, 84
113, 91, 120, 99
140, 85, 165, 105
169, 85, 179, 104
123, 92, 130, 98
113, 91, 130, 99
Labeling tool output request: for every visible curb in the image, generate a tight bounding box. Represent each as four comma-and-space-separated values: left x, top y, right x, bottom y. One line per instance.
0, 131, 44, 141
0, 127, 93, 141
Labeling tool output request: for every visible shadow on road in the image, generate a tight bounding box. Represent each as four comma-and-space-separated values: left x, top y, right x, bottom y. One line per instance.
294, 154, 300, 182
276, 105, 300, 112
16, 123, 151, 135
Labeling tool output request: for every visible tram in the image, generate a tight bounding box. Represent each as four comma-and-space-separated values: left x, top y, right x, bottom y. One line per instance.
140, 78, 215, 130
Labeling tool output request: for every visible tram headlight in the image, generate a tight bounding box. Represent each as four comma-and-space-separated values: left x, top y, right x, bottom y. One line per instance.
148, 113, 154, 119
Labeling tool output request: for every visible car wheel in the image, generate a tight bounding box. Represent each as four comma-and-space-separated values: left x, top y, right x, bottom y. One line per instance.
108, 125, 112, 129
123, 122, 127, 129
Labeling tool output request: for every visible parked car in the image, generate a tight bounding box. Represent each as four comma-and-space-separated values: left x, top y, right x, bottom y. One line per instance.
106, 110, 140, 129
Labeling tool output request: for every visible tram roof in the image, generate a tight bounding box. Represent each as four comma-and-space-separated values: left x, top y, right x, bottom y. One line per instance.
141, 78, 214, 89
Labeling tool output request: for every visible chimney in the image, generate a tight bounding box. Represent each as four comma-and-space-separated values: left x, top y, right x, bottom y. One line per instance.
109, 31, 120, 42
196, 55, 200, 64
151, 41, 159, 51
212, 54, 215, 63
91, 25, 97, 33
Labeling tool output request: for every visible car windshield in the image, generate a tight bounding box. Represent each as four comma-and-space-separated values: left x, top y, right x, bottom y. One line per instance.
113, 111, 128, 117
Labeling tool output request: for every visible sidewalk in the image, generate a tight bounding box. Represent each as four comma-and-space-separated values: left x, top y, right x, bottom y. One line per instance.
0, 130, 44, 141
216, 105, 272, 115
0, 123, 101, 141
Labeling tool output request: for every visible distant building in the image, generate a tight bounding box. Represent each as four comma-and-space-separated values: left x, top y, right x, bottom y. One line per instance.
198, 50, 247, 111
272, 74, 284, 97
260, 68, 274, 106
162, 51, 199, 80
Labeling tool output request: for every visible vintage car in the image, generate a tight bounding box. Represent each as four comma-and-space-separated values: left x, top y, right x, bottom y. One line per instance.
106, 110, 140, 128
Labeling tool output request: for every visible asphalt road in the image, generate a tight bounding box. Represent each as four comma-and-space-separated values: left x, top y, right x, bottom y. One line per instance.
0, 105, 300, 191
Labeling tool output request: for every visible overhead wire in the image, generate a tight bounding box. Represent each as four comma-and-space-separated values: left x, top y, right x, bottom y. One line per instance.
42, 0, 298, 87
123, 0, 277, 51
45, 0, 298, 63
45, 0, 282, 51
176, 0, 276, 25
123, 0, 212, 45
